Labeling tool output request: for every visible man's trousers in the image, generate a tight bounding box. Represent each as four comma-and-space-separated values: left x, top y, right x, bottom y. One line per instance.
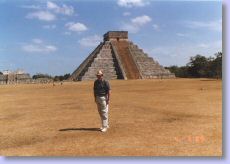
96, 96, 109, 128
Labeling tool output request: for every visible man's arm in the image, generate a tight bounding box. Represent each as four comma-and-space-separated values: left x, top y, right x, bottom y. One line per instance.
105, 81, 111, 105
93, 81, 96, 102
106, 90, 111, 105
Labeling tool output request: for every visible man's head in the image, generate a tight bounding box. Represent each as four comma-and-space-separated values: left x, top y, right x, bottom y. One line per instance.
96, 70, 103, 80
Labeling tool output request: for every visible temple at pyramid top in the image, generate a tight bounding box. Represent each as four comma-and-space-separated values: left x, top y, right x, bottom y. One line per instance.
103, 31, 128, 41
70, 31, 175, 81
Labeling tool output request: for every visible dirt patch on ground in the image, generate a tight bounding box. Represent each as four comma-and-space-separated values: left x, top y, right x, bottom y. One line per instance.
0, 79, 222, 156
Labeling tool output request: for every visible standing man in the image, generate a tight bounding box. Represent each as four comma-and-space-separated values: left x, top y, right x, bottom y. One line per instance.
94, 70, 111, 132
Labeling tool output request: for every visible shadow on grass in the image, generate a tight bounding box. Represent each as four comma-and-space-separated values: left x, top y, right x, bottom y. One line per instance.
59, 128, 100, 132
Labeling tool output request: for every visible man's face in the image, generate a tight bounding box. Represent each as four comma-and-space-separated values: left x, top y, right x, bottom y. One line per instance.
97, 75, 103, 80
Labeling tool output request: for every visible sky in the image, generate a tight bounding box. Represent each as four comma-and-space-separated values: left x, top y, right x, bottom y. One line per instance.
0, 0, 222, 76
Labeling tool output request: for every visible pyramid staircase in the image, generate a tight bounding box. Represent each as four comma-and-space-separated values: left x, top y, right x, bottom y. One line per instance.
70, 31, 175, 81
111, 40, 141, 79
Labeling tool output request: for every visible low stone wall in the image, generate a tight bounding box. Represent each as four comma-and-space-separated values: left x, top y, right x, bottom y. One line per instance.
0, 74, 54, 85
0, 75, 7, 84
0, 74, 33, 85
33, 78, 53, 84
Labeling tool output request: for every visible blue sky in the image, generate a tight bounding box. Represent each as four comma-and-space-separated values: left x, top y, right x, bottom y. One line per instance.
0, 0, 222, 76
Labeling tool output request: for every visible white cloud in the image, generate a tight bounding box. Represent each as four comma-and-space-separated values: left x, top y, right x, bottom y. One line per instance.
42, 24, 56, 29
78, 35, 102, 47
20, 5, 41, 9
26, 11, 56, 21
131, 15, 151, 26
123, 12, 131, 16
22, 44, 57, 53
185, 19, 222, 31
25, 1, 74, 22
120, 15, 151, 33
117, 0, 149, 8
47, 1, 74, 16
22, 39, 57, 53
47, 1, 59, 9
65, 22, 88, 32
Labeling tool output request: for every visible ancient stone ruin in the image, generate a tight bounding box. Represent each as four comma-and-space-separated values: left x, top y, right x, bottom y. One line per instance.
0, 70, 53, 85
70, 31, 175, 81
0, 70, 32, 85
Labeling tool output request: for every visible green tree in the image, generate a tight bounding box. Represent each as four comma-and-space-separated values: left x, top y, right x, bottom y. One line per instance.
187, 55, 209, 78
63, 73, 70, 80
166, 52, 222, 78
165, 65, 189, 78
53, 73, 70, 81
32, 73, 53, 79
210, 52, 222, 79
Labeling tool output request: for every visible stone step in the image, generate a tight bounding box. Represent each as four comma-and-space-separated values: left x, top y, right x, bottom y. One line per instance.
83, 75, 117, 79
83, 73, 117, 77
138, 65, 162, 69
102, 45, 111, 49
86, 68, 116, 72
87, 67, 116, 71
100, 48, 112, 52
138, 64, 160, 68
142, 70, 172, 75
94, 58, 114, 61
97, 54, 113, 58
85, 70, 117, 75
91, 62, 114, 66
81, 75, 117, 80
88, 64, 115, 68
132, 53, 147, 58
93, 57, 114, 61
90, 65, 115, 69
90, 62, 115, 66
140, 68, 166, 73
92, 57, 114, 63
135, 58, 154, 62
91, 61, 114, 65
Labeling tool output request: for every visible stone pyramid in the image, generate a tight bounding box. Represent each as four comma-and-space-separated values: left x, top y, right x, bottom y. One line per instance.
70, 31, 175, 81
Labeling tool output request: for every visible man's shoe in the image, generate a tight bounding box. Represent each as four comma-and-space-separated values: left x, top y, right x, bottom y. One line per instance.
100, 125, 109, 130
101, 127, 107, 132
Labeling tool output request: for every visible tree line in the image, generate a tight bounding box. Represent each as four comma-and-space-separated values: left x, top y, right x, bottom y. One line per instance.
32, 73, 70, 81
165, 52, 222, 79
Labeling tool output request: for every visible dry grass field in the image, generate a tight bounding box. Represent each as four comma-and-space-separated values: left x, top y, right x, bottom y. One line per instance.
0, 79, 222, 156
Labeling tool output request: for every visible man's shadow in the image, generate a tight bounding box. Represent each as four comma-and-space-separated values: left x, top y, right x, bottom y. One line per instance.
59, 128, 100, 132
